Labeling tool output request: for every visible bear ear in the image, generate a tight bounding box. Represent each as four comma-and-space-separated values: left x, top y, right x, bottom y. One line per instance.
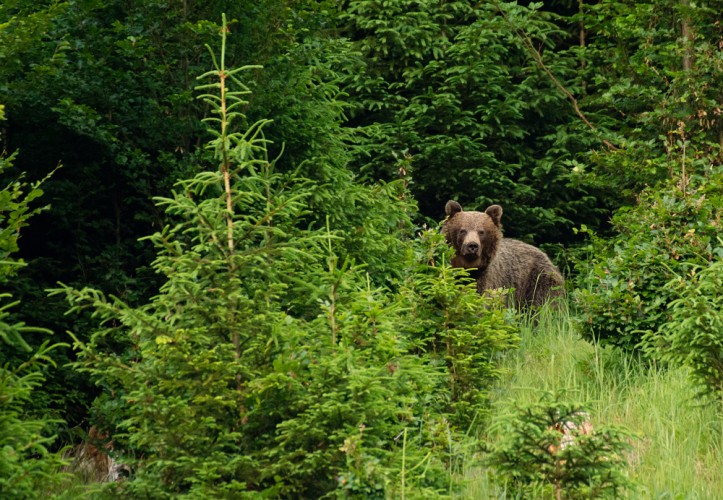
445, 200, 463, 217
485, 205, 503, 226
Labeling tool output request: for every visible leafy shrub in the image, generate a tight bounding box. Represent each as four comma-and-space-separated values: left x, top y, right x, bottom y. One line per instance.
0, 322, 68, 498
580, 0, 723, 201
341, 0, 608, 242
644, 253, 723, 403
574, 168, 723, 352
488, 393, 634, 499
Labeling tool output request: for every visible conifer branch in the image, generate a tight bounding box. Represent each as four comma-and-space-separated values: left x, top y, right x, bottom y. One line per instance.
326, 216, 338, 347
494, 2, 618, 150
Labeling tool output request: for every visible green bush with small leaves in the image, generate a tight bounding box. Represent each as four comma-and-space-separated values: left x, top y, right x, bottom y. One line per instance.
574, 168, 723, 352
51, 22, 519, 497
0, 105, 69, 498
401, 229, 519, 426
644, 253, 723, 403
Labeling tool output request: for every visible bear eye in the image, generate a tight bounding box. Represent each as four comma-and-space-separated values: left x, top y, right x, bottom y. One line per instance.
478, 230, 485, 237
459, 229, 468, 237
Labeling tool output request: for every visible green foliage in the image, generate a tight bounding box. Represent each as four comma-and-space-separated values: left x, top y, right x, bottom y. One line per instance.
471, 305, 723, 498
249, 31, 418, 287
0, 106, 51, 283
644, 254, 723, 403
574, 0, 722, 199
3, 0, 399, 431
0, 107, 69, 498
574, 168, 723, 352
401, 229, 519, 426
569, 0, 722, 353
258, 271, 456, 499
0, 328, 68, 498
51, 25, 518, 497
0, 2, 68, 85
488, 393, 634, 499
5, 0, 721, 494
341, 0, 610, 241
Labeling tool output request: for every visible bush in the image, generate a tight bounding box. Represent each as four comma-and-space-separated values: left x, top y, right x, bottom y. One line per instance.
574, 168, 723, 352
644, 252, 723, 403
488, 393, 634, 499
0, 105, 69, 498
401, 229, 519, 426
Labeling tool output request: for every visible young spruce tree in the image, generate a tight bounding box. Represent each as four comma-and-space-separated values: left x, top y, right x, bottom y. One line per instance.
489, 393, 634, 499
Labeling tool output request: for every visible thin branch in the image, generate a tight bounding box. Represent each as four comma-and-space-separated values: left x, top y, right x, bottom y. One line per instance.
495, 2, 618, 150
216, 15, 235, 257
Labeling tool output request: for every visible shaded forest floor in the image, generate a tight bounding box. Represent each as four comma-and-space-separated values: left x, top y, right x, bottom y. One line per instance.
466, 306, 723, 498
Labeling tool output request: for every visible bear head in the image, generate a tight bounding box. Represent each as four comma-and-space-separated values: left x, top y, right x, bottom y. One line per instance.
442, 200, 502, 270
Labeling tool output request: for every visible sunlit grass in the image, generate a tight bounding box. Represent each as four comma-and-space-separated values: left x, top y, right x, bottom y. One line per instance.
464, 303, 723, 498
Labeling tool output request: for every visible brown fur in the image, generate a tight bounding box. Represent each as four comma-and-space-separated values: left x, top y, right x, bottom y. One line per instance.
442, 200, 564, 308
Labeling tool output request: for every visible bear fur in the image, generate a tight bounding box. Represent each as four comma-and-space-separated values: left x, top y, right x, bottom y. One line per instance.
442, 200, 564, 308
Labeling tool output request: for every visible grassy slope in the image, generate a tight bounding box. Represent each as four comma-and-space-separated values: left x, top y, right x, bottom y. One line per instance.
465, 305, 723, 498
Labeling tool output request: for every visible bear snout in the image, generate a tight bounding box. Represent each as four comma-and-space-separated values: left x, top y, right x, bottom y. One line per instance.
464, 242, 479, 254
462, 242, 480, 257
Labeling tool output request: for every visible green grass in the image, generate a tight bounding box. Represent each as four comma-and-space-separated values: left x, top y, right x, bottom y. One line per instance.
464, 304, 723, 498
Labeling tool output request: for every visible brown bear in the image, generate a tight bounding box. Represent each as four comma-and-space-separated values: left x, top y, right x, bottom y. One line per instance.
442, 200, 564, 308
